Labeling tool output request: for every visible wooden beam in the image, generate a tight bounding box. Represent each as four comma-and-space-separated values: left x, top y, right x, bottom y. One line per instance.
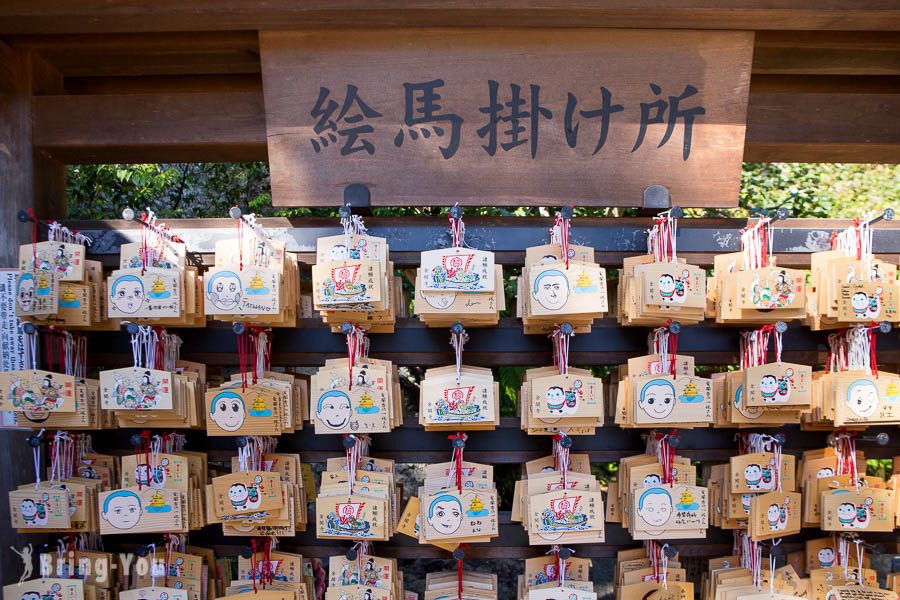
1, 2, 899, 34
0, 40, 61, 587
6, 31, 261, 77
753, 31, 900, 75
744, 90, 900, 163
31, 79, 900, 165
32, 90, 268, 163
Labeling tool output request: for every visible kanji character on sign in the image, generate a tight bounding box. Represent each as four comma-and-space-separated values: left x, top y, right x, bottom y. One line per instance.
394, 79, 463, 160
477, 81, 553, 158
632, 83, 706, 160
310, 85, 383, 156
564, 87, 624, 154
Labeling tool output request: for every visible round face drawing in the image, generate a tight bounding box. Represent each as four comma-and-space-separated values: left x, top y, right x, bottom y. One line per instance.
208, 272, 242, 310
20, 499, 37, 518
817, 467, 835, 479
330, 245, 349, 260
210, 392, 246, 432
744, 464, 762, 485
767, 504, 780, 523
636, 490, 673, 528
102, 491, 142, 530
17, 275, 35, 312
643, 474, 662, 487
427, 496, 463, 535
316, 390, 352, 430
759, 375, 779, 397
532, 270, 569, 311
837, 502, 856, 524
110, 277, 145, 314
229, 484, 249, 503
546, 386, 565, 410
846, 380, 879, 418
21, 593, 42, 600
818, 547, 835, 567
638, 380, 676, 420
659, 274, 676, 295
851, 292, 869, 313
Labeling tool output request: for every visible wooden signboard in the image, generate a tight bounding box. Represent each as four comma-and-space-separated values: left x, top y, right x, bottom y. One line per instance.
260, 29, 753, 207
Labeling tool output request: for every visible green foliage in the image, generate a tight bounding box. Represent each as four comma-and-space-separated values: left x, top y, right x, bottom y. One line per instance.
735, 163, 900, 219
67, 163, 273, 219
67, 162, 900, 220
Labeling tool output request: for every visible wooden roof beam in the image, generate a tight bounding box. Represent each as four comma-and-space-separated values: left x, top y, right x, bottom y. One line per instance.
2, 2, 900, 34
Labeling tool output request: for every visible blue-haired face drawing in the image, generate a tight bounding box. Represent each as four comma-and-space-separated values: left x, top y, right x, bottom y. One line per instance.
427, 494, 463, 535
17, 273, 36, 312
636, 488, 673, 527
210, 391, 246, 432
110, 274, 145, 314
638, 379, 677, 420
532, 269, 569, 311
101, 490, 142, 530
846, 379, 879, 418
207, 270, 242, 311
317, 390, 352, 430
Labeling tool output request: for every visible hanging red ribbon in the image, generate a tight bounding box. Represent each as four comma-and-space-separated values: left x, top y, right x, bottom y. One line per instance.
456, 555, 464, 600
447, 433, 467, 493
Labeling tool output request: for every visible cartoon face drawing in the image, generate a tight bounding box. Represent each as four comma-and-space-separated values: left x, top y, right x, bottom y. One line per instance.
846, 380, 879, 418
759, 375, 779, 400
818, 547, 835, 568
744, 464, 763, 489
206, 271, 242, 311
101, 490, 142, 530
638, 379, 677, 420
21, 499, 38, 519
546, 386, 566, 413
21, 593, 42, 600
636, 488, 673, 528
427, 495, 463, 535
817, 467, 835, 479
17, 274, 36, 312
229, 484, 247, 503
836, 502, 857, 527
532, 269, 569, 311
330, 245, 349, 260
316, 390, 353, 430
767, 503, 786, 530
741, 493, 753, 513
210, 391, 246, 432
110, 275, 145, 314
851, 292, 869, 316
643, 474, 662, 487
659, 274, 676, 297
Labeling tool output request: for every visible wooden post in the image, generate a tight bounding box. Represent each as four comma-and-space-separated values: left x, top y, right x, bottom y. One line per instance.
0, 40, 65, 586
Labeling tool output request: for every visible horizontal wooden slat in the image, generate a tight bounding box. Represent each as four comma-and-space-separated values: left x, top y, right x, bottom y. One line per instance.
32, 90, 267, 162
744, 90, 900, 162
33, 82, 900, 166
1, 2, 899, 34
753, 31, 900, 75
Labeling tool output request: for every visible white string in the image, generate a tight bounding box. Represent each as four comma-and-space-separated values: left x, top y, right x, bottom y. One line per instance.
660, 544, 669, 590
450, 328, 469, 384
769, 539, 781, 594
32, 429, 45, 489
255, 330, 268, 379
854, 539, 864, 585
237, 445, 250, 472
162, 332, 182, 372
23, 327, 38, 371
148, 544, 157, 589
846, 326, 872, 375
